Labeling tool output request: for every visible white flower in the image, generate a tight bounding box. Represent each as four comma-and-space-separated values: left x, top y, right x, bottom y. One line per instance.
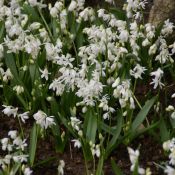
171, 93, 175, 98
57, 160, 65, 175
3, 154, 12, 165
127, 147, 145, 174
165, 166, 175, 175
2, 105, 18, 117
13, 85, 24, 95
29, 22, 41, 30
105, 0, 114, 4
50, 7, 58, 18
13, 155, 28, 163
149, 43, 157, 55
23, 167, 33, 175
127, 147, 139, 165
33, 110, 55, 129
161, 19, 174, 36
91, 144, 100, 158
150, 68, 164, 89
8, 130, 17, 139
68, 1, 77, 11
166, 105, 174, 112
72, 139, 81, 148
130, 64, 146, 79
18, 112, 29, 123
39, 67, 50, 80
112, 77, 120, 88
13, 137, 27, 151
70, 117, 82, 131
142, 38, 150, 47
1, 138, 9, 151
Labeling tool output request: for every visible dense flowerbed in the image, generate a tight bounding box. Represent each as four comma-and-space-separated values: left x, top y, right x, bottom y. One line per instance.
0, 0, 175, 174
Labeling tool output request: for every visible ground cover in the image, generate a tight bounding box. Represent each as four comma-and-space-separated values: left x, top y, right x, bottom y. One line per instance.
0, 0, 175, 175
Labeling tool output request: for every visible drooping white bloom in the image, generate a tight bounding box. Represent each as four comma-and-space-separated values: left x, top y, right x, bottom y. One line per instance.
39, 67, 51, 80
13, 154, 28, 163
13, 85, 24, 95
149, 43, 157, 55
127, 147, 145, 174
161, 19, 174, 36
28, 0, 46, 8
24, 35, 41, 59
70, 117, 82, 131
72, 139, 81, 148
164, 166, 175, 175
2, 105, 18, 117
130, 64, 146, 79
2, 68, 13, 82
171, 93, 175, 98
33, 110, 55, 129
29, 22, 41, 31
1, 138, 11, 151
155, 38, 172, 64
90, 144, 101, 158
18, 112, 29, 123
13, 137, 27, 151
105, 0, 114, 4
23, 167, 33, 175
68, 1, 77, 11
57, 160, 65, 175
50, 7, 58, 18
8, 130, 17, 139
150, 68, 164, 89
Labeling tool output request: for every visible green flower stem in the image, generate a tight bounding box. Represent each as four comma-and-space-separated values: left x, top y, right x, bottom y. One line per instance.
38, 8, 55, 43
17, 116, 24, 140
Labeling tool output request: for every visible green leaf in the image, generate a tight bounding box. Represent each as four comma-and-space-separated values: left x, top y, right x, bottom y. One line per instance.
51, 123, 66, 153
160, 117, 170, 142
111, 158, 124, 175
131, 96, 157, 132
4, 52, 18, 80
10, 163, 21, 175
106, 111, 123, 157
29, 123, 38, 167
58, 112, 76, 137
96, 154, 104, 175
23, 4, 41, 22
99, 122, 116, 135
85, 109, 97, 143
0, 21, 4, 42
29, 64, 39, 85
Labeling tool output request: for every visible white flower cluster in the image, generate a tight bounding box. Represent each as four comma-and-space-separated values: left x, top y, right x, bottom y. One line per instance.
33, 110, 55, 129
166, 93, 175, 119
113, 79, 135, 109
0, 130, 32, 175
2, 105, 29, 123
163, 138, 175, 175
127, 147, 151, 175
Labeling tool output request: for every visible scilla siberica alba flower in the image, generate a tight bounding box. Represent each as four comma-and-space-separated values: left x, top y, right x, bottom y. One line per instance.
2, 105, 18, 117
39, 67, 51, 81
130, 64, 146, 79
33, 110, 55, 129
150, 68, 164, 89
127, 147, 145, 174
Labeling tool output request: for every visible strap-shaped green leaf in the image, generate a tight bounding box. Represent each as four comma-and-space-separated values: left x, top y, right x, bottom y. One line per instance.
131, 96, 157, 132
29, 123, 38, 167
